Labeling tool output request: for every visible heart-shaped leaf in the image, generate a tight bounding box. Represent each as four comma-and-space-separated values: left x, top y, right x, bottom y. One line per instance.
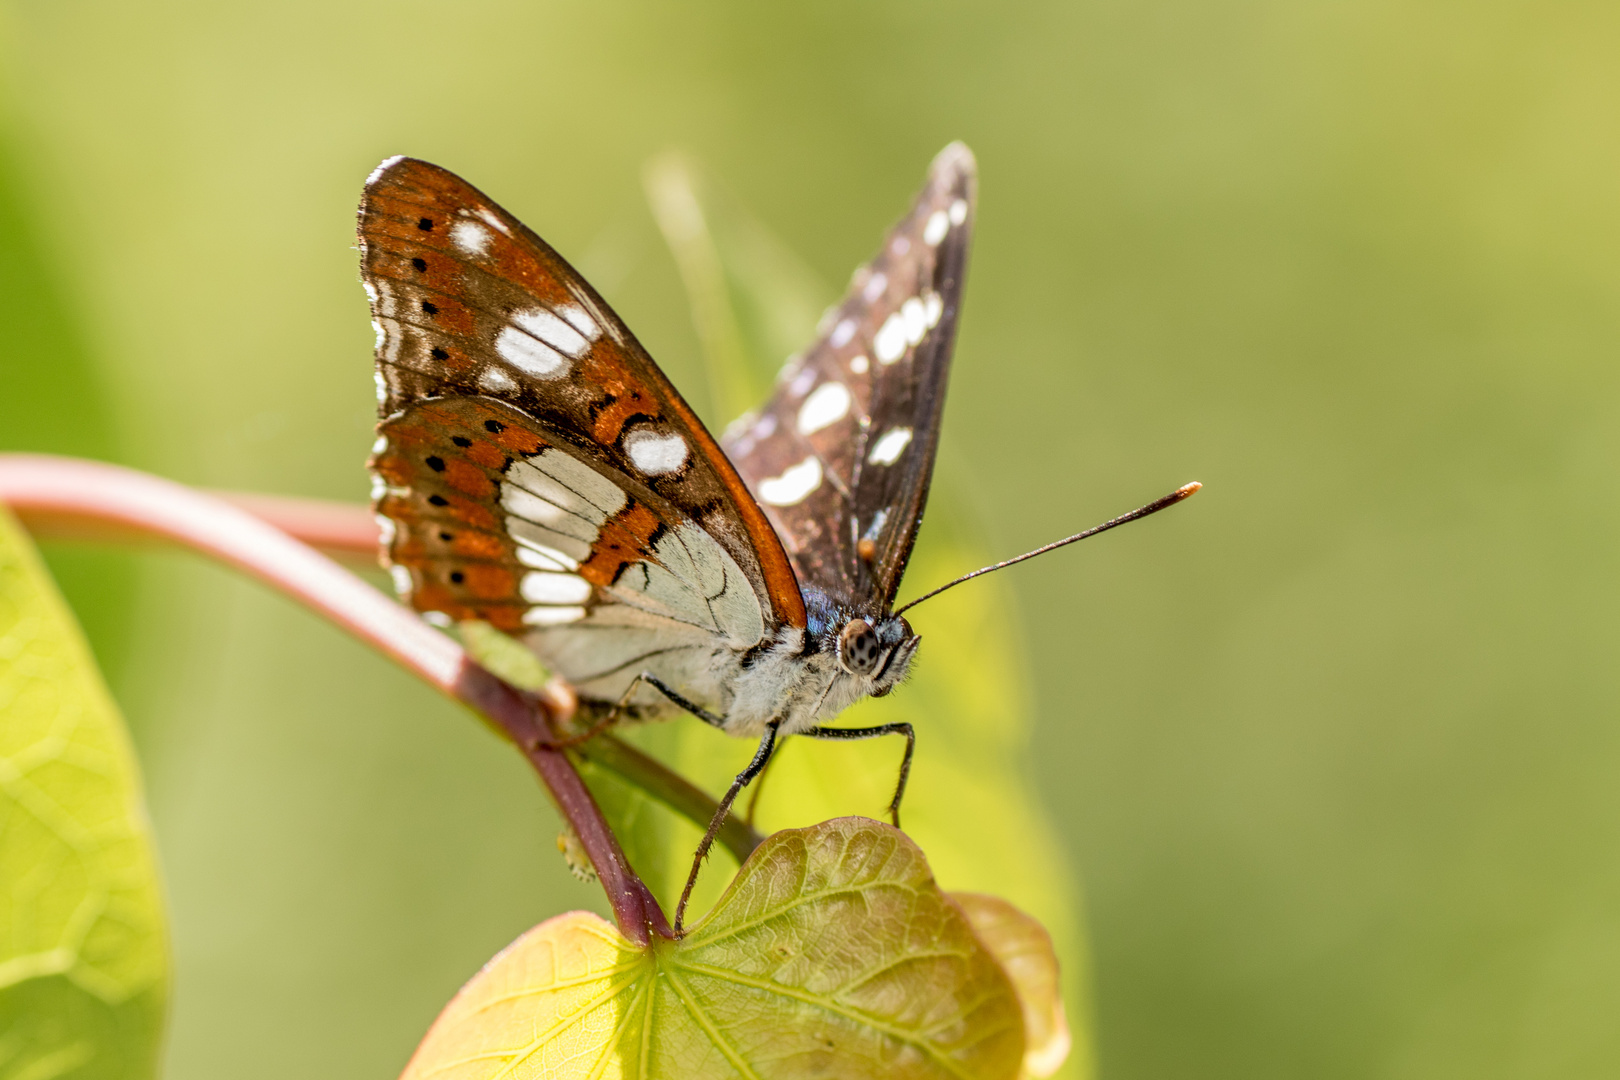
401, 818, 1024, 1080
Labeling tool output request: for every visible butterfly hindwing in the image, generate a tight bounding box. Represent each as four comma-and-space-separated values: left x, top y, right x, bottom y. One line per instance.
359, 156, 806, 638
370, 396, 767, 706
722, 143, 976, 610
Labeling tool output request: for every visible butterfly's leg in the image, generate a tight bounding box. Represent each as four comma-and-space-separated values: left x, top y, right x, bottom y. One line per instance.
743, 743, 783, 826
802, 722, 916, 828
552, 671, 725, 747
674, 720, 781, 934
635, 672, 727, 728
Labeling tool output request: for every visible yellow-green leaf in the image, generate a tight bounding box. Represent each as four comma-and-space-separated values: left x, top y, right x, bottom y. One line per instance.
401, 818, 1024, 1080
0, 507, 168, 1078
953, 894, 1070, 1079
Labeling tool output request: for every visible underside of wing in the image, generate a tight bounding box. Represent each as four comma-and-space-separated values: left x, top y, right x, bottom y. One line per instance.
722, 143, 977, 611
358, 156, 806, 638
371, 396, 767, 711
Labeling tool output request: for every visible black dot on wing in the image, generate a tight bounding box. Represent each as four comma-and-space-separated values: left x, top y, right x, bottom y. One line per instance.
485, 420, 505, 433
428, 494, 449, 506
431, 346, 450, 360
421, 301, 438, 315
418, 217, 434, 231
412, 257, 427, 272
439, 531, 453, 541
425, 455, 446, 472
449, 571, 465, 584
451, 435, 472, 447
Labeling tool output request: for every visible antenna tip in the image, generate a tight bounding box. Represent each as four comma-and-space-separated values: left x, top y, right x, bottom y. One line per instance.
1175, 481, 1202, 499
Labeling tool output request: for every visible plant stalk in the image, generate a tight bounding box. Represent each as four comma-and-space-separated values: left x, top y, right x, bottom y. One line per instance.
0, 453, 675, 943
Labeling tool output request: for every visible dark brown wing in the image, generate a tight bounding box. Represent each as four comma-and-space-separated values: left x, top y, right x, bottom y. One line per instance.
721, 143, 976, 610
359, 156, 806, 636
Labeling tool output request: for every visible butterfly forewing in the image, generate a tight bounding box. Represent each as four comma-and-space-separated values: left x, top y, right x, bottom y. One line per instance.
359, 158, 806, 649
360, 157, 805, 629
360, 158, 817, 711
721, 143, 976, 610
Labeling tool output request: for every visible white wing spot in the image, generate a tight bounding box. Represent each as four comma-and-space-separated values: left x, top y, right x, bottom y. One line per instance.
479, 366, 517, 393
423, 610, 452, 628
623, 428, 690, 475
372, 320, 386, 349
558, 302, 602, 341
516, 542, 580, 572
521, 571, 593, 605
513, 308, 590, 358
862, 272, 888, 302
389, 564, 412, 599
496, 326, 568, 378
797, 382, 851, 436
754, 413, 778, 438
363, 281, 378, 303
923, 210, 949, 246
523, 605, 586, 626
901, 297, 928, 345
373, 370, 388, 403
892, 236, 911, 255
759, 456, 823, 506
924, 291, 944, 328
506, 452, 628, 521
375, 514, 396, 546
849, 354, 870, 375
874, 313, 908, 364
451, 219, 491, 257
474, 207, 511, 236
503, 487, 566, 526
830, 318, 857, 348
869, 426, 913, 466
949, 198, 968, 225
508, 516, 592, 562
789, 367, 817, 397
371, 435, 388, 454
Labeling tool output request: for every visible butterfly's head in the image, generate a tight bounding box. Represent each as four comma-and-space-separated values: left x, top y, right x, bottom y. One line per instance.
835, 615, 919, 698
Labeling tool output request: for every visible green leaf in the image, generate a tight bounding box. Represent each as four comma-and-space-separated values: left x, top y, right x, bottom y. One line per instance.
401, 818, 1024, 1080
0, 508, 168, 1080
458, 619, 552, 694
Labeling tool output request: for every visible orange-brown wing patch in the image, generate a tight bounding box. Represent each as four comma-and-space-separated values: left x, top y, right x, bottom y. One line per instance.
579, 500, 664, 590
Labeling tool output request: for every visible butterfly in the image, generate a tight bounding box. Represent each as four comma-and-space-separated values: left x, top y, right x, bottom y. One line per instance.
361, 145, 973, 924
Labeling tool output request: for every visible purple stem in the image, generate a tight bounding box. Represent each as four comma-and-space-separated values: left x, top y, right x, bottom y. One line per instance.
0, 453, 672, 944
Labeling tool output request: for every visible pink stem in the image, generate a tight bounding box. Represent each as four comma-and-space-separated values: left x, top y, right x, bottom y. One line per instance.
0, 453, 671, 944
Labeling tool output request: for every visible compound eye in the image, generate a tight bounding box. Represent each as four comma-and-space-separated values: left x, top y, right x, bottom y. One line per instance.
837, 618, 882, 676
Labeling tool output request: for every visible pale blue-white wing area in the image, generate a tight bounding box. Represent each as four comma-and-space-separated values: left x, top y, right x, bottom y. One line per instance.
722, 143, 976, 611
371, 395, 765, 711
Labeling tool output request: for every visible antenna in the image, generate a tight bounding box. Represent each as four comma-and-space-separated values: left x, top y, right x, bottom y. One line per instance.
893, 482, 1202, 616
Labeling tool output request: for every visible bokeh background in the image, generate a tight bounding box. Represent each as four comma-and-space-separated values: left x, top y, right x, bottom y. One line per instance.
4, 1, 1620, 1078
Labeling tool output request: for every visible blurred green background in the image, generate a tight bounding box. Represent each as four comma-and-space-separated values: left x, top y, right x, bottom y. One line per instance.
3, 1, 1619, 1078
